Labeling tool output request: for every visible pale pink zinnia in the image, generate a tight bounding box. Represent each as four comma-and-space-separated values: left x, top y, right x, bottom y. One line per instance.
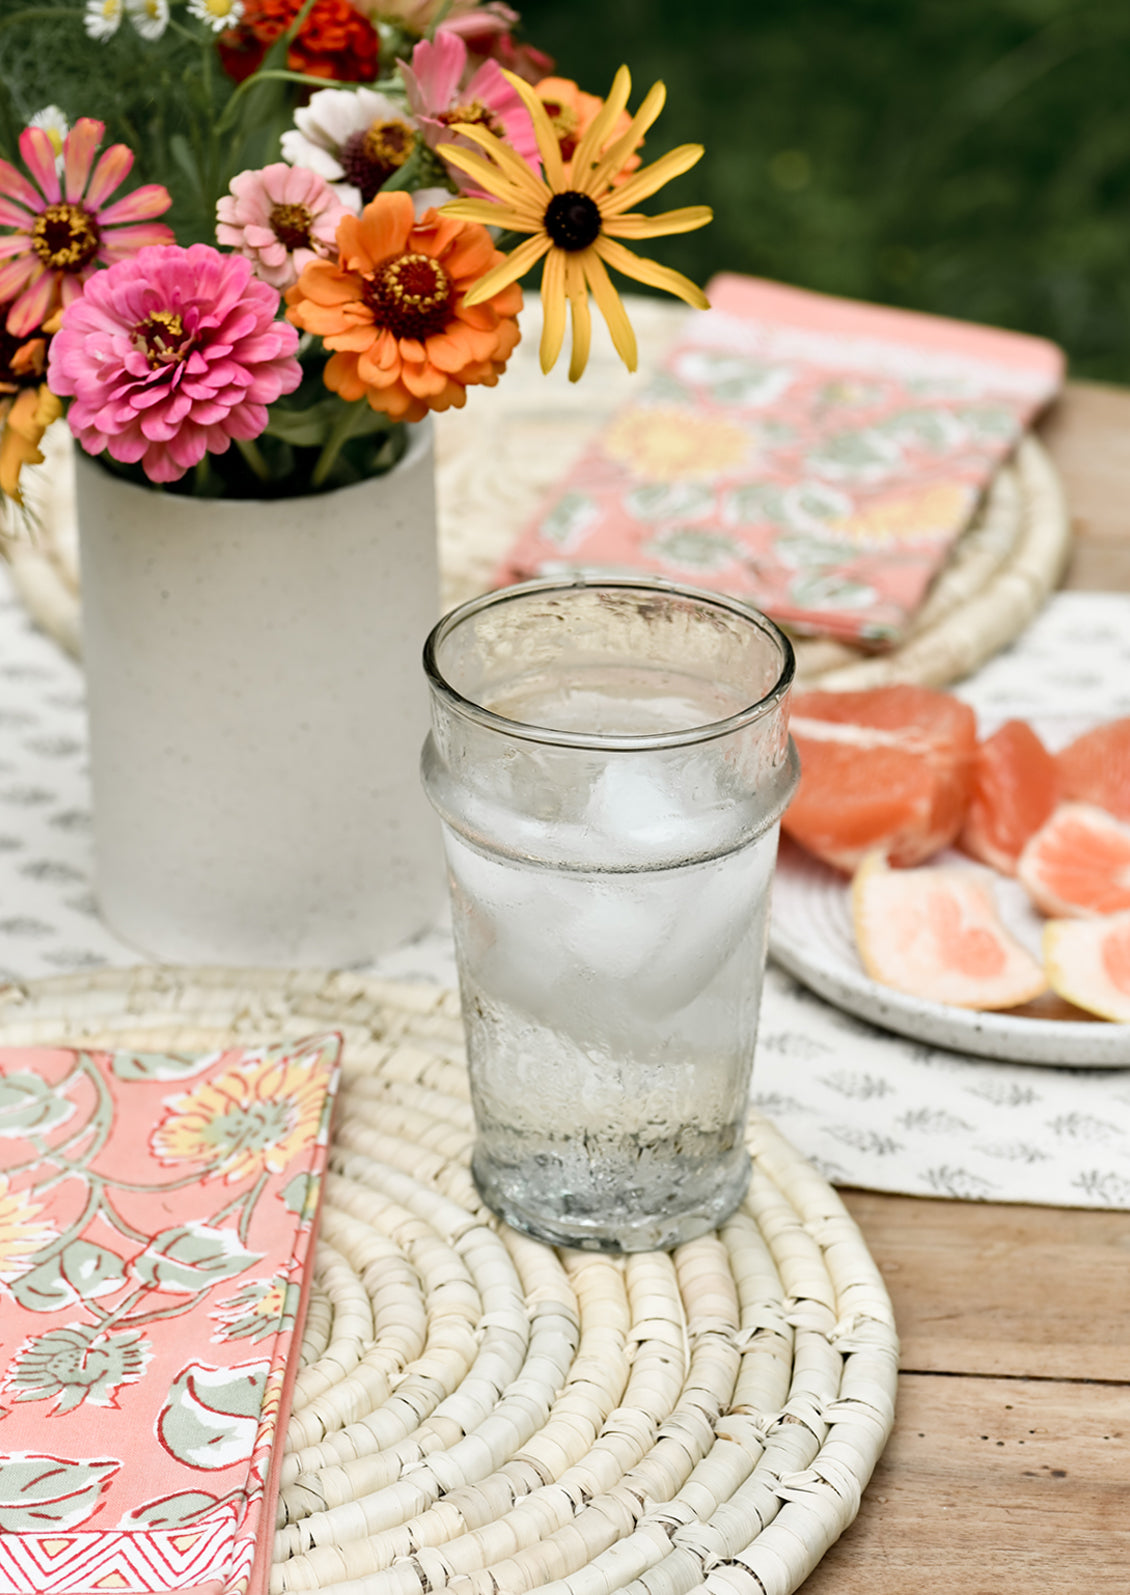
0, 117, 173, 337
216, 162, 349, 290
47, 243, 301, 485
399, 31, 540, 195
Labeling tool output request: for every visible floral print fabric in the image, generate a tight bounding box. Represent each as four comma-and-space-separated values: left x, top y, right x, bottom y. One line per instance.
0, 1033, 341, 1595
495, 273, 1065, 643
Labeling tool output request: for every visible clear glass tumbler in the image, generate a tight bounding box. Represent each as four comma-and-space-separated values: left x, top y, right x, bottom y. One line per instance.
421, 577, 798, 1252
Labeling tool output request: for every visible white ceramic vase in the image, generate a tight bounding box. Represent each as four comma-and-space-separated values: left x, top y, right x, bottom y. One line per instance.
75, 419, 445, 967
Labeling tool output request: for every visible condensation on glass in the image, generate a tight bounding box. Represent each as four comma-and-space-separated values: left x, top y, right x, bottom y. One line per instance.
422, 577, 798, 1251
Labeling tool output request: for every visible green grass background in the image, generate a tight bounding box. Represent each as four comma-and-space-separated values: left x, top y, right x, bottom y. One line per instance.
519, 0, 1130, 381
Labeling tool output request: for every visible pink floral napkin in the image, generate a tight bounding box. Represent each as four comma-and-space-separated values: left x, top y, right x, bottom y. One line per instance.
0, 1034, 342, 1595
496, 274, 1065, 643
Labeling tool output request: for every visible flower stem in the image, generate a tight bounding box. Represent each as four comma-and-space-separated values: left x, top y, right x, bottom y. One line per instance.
311, 399, 371, 489
235, 436, 272, 483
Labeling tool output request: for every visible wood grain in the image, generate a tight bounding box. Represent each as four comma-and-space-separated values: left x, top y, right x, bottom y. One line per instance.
801, 1373, 1130, 1592
841, 1192, 1130, 1383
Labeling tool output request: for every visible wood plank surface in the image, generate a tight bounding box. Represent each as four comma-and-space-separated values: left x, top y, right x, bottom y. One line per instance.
802, 1373, 1130, 1593
1040, 380, 1130, 591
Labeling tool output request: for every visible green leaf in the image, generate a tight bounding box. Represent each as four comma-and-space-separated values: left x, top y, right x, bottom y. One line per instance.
109, 1050, 212, 1083
280, 1172, 317, 1218
0, 1455, 119, 1532
134, 1223, 263, 1294
0, 1069, 75, 1137
157, 1361, 269, 1471
10, 1240, 129, 1312
120, 1490, 229, 1529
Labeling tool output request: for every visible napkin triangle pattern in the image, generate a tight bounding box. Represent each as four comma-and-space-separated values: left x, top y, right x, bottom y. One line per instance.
0, 1034, 342, 1595
497, 274, 1065, 643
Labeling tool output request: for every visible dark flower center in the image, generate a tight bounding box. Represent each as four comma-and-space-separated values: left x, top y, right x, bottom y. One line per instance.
439, 99, 504, 138
132, 310, 194, 369
31, 202, 100, 273
540, 99, 580, 162
543, 190, 602, 252
269, 201, 314, 251
363, 252, 453, 340
340, 120, 415, 204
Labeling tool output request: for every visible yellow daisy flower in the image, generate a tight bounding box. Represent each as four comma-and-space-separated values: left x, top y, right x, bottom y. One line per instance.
438, 65, 713, 382
0, 1174, 56, 1281
151, 1051, 328, 1184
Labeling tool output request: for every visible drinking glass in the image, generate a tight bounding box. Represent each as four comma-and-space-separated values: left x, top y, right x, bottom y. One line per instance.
421, 577, 797, 1251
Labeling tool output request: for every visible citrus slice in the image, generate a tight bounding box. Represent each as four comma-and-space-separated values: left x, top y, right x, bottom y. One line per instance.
1016, 803, 1130, 918
783, 684, 977, 872
852, 851, 1047, 1009
1056, 716, 1130, 821
1044, 911, 1130, 1022
958, 718, 1059, 876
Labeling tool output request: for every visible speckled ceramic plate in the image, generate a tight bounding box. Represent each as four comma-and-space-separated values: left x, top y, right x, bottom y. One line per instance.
769, 836, 1129, 1066
770, 697, 1130, 1069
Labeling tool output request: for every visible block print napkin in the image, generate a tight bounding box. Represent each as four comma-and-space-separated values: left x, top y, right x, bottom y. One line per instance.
496, 273, 1065, 643
0, 1033, 342, 1595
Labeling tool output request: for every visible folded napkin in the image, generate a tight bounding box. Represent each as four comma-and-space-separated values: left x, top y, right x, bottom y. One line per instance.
496, 274, 1065, 643
0, 1034, 342, 1595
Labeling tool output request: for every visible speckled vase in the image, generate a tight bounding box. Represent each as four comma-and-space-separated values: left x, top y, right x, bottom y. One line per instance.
74, 419, 444, 966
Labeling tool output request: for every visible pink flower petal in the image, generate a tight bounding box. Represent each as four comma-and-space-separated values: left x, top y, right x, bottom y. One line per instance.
0, 233, 32, 259
0, 157, 43, 213
98, 222, 177, 262
18, 127, 59, 205
7, 263, 55, 335
97, 183, 173, 226
63, 118, 106, 204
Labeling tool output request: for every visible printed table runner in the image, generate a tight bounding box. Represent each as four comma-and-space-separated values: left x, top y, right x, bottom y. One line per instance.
0, 1034, 341, 1595
495, 273, 1064, 643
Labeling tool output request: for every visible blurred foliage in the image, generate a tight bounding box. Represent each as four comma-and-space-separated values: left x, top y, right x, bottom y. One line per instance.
521, 0, 1130, 380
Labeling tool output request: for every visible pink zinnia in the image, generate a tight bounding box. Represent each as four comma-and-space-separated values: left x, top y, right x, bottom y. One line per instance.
47, 243, 302, 485
399, 31, 540, 195
216, 162, 349, 290
0, 117, 173, 337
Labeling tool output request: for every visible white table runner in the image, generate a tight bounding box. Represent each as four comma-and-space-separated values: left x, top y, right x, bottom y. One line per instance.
0, 571, 1127, 1207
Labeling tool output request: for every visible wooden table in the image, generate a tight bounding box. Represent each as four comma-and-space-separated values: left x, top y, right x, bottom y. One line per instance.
803, 378, 1130, 1592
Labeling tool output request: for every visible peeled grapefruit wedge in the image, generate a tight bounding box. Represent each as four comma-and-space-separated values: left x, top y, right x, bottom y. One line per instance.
1056, 716, 1130, 822
1016, 803, 1130, 918
958, 718, 1059, 876
783, 685, 977, 873
1044, 911, 1130, 1023
852, 852, 1047, 1010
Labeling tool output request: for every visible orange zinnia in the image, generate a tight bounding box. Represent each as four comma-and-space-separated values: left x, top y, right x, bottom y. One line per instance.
534, 76, 640, 183
285, 191, 522, 423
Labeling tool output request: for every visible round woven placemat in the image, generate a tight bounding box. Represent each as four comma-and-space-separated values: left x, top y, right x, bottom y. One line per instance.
0, 965, 898, 1595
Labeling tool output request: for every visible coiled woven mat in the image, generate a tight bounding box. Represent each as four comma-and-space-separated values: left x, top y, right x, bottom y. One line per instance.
0, 965, 899, 1595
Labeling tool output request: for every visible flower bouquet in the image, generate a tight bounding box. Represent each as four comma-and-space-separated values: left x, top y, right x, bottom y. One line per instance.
0, 0, 713, 507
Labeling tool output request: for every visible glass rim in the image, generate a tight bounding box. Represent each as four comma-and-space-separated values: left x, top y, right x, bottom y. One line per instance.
422, 575, 796, 751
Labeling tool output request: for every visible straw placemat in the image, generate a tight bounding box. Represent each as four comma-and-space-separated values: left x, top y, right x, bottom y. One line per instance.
0, 964, 898, 1595
4, 294, 1069, 690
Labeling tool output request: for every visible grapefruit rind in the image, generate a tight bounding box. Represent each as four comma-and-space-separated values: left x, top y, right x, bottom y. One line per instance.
852, 851, 1048, 1011
1043, 911, 1130, 1024
1016, 803, 1130, 919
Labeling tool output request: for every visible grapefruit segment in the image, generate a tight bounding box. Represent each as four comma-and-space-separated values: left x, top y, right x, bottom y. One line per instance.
1016, 803, 1130, 918
852, 851, 1047, 1010
1056, 716, 1130, 822
1044, 911, 1130, 1023
958, 718, 1059, 876
783, 684, 977, 873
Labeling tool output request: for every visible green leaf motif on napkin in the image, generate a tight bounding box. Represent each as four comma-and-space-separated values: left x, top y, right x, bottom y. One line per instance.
9, 1238, 129, 1312
0, 1454, 120, 1531
119, 1489, 238, 1530
134, 1222, 263, 1294
157, 1361, 270, 1471
108, 1051, 215, 1083
0, 1071, 75, 1137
